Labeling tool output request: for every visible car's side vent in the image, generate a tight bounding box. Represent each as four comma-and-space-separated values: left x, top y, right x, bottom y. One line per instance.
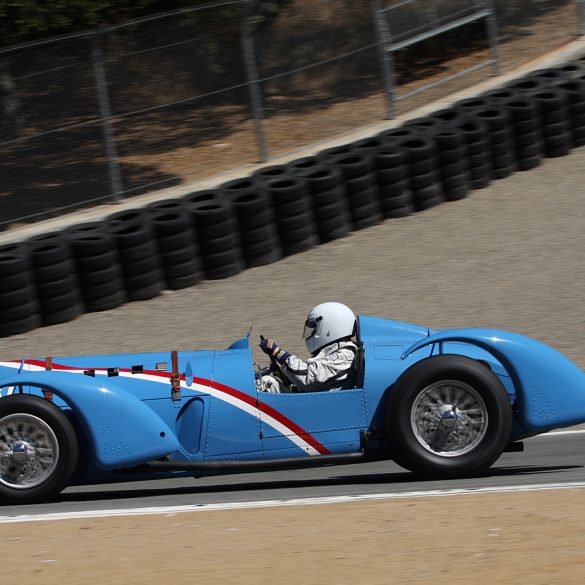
107, 368, 119, 377
84, 369, 96, 377
131, 365, 143, 374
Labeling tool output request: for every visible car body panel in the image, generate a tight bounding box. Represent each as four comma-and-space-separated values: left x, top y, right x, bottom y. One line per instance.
403, 328, 585, 431
2, 316, 585, 490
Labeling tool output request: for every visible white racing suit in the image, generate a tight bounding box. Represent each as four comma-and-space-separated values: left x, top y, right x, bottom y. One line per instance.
259, 340, 358, 393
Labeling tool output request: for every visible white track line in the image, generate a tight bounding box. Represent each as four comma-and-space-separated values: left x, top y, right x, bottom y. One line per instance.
2, 481, 585, 524
534, 429, 585, 437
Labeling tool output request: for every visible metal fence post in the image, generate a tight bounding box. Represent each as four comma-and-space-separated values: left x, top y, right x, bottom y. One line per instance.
240, 0, 268, 162
372, 0, 397, 119
91, 28, 123, 201
484, 0, 501, 76
577, 0, 585, 36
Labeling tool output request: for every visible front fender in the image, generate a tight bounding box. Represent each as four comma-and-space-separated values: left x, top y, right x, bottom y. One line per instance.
0, 372, 179, 468
403, 329, 585, 432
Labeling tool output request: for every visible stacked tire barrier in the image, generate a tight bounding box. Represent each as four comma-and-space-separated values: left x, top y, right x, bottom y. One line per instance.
185, 190, 243, 279
4, 59, 585, 337
288, 161, 352, 242
27, 232, 83, 326
67, 222, 126, 312
108, 210, 163, 302
318, 148, 382, 230
0, 243, 40, 336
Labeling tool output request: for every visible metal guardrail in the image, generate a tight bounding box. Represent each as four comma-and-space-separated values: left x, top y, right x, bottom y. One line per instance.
374, 0, 500, 117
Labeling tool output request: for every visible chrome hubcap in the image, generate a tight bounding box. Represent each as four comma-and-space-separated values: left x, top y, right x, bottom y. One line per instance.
0, 414, 59, 489
411, 380, 488, 457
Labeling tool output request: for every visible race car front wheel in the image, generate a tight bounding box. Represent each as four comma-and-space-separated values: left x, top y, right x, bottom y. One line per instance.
0, 394, 79, 504
386, 355, 513, 478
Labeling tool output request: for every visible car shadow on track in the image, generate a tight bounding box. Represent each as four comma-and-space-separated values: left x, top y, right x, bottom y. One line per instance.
58, 463, 582, 504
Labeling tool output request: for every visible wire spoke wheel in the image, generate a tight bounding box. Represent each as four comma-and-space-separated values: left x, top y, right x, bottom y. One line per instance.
411, 380, 488, 457
387, 355, 513, 478
0, 395, 78, 503
0, 413, 60, 489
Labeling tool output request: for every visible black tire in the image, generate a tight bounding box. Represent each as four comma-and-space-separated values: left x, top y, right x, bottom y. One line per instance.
332, 154, 373, 180
517, 155, 542, 171
75, 251, 118, 273
36, 275, 78, 300
253, 165, 290, 183
319, 224, 351, 242
0, 270, 31, 292
84, 291, 126, 312
149, 210, 191, 238
443, 183, 469, 201
287, 156, 320, 172
344, 173, 374, 194
41, 303, 82, 326
456, 96, 492, 112
313, 185, 347, 207
410, 172, 439, 191
0, 394, 79, 503
164, 269, 204, 290
380, 190, 414, 213
314, 200, 349, 221
318, 144, 355, 161
0, 313, 41, 337
200, 233, 240, 255
429, 107, 466, 125
481, 88, 518, 102
157, 231, 195, 255
145, 198, 186, 215
386, 355, 513, 478
27, 232, 71, 265
378, 126, 419, 143
440, 159, 468, 177
351, 136, 382, 151
204, 261, 244, 280
377, 166, 406, 185
414, 194, 444, 211
396, 136, 437, 162
81, 278, 123, 300
404, 116, 443, 131
383, 206, 413, 219
126, 280, 162, 302
507, 76, 548, 93
38, 290, 80, 313
78, 265, 122, 288
0, 287, 35, 309
109, 220, 152, 249
0, 300, 38, 322
372, 145, 407, 170
0, 249, 30, 278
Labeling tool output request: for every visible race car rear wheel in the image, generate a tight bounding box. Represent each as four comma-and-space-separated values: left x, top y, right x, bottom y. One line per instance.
386, 355, 513, 478
0, 394, 78, 503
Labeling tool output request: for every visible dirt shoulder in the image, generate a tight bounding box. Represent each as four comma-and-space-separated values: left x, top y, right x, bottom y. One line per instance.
2, 489, 585, 585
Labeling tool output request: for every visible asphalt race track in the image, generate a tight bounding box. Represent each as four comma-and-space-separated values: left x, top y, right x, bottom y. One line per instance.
2, 95, 585, 519
0, 431, 583, 519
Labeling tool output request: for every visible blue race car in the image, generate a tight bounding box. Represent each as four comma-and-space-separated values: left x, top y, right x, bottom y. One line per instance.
2, 314, 585, 504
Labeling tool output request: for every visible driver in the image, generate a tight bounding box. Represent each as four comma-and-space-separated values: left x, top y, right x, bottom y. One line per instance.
258, 302, 358, 393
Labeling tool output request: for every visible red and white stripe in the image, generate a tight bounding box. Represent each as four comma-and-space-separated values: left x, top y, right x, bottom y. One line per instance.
0, 359, 328, 456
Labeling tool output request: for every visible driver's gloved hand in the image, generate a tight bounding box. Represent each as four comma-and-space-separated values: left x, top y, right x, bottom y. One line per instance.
259, 336, 290, 364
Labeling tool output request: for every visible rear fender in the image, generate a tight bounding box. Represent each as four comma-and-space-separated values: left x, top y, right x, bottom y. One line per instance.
403, 329, 585, 432
0, 372, 179, 468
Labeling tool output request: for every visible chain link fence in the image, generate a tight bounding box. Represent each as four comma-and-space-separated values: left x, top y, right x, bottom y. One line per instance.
0, 0, 582, 231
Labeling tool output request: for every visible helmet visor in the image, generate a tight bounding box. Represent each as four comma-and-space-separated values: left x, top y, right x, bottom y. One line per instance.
302, 316, 321, 340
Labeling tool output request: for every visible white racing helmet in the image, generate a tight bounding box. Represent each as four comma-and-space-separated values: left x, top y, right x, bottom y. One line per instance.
302, 302, 356, 354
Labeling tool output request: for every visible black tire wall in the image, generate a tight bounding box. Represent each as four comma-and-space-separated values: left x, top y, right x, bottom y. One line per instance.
4, 62, 585, 337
